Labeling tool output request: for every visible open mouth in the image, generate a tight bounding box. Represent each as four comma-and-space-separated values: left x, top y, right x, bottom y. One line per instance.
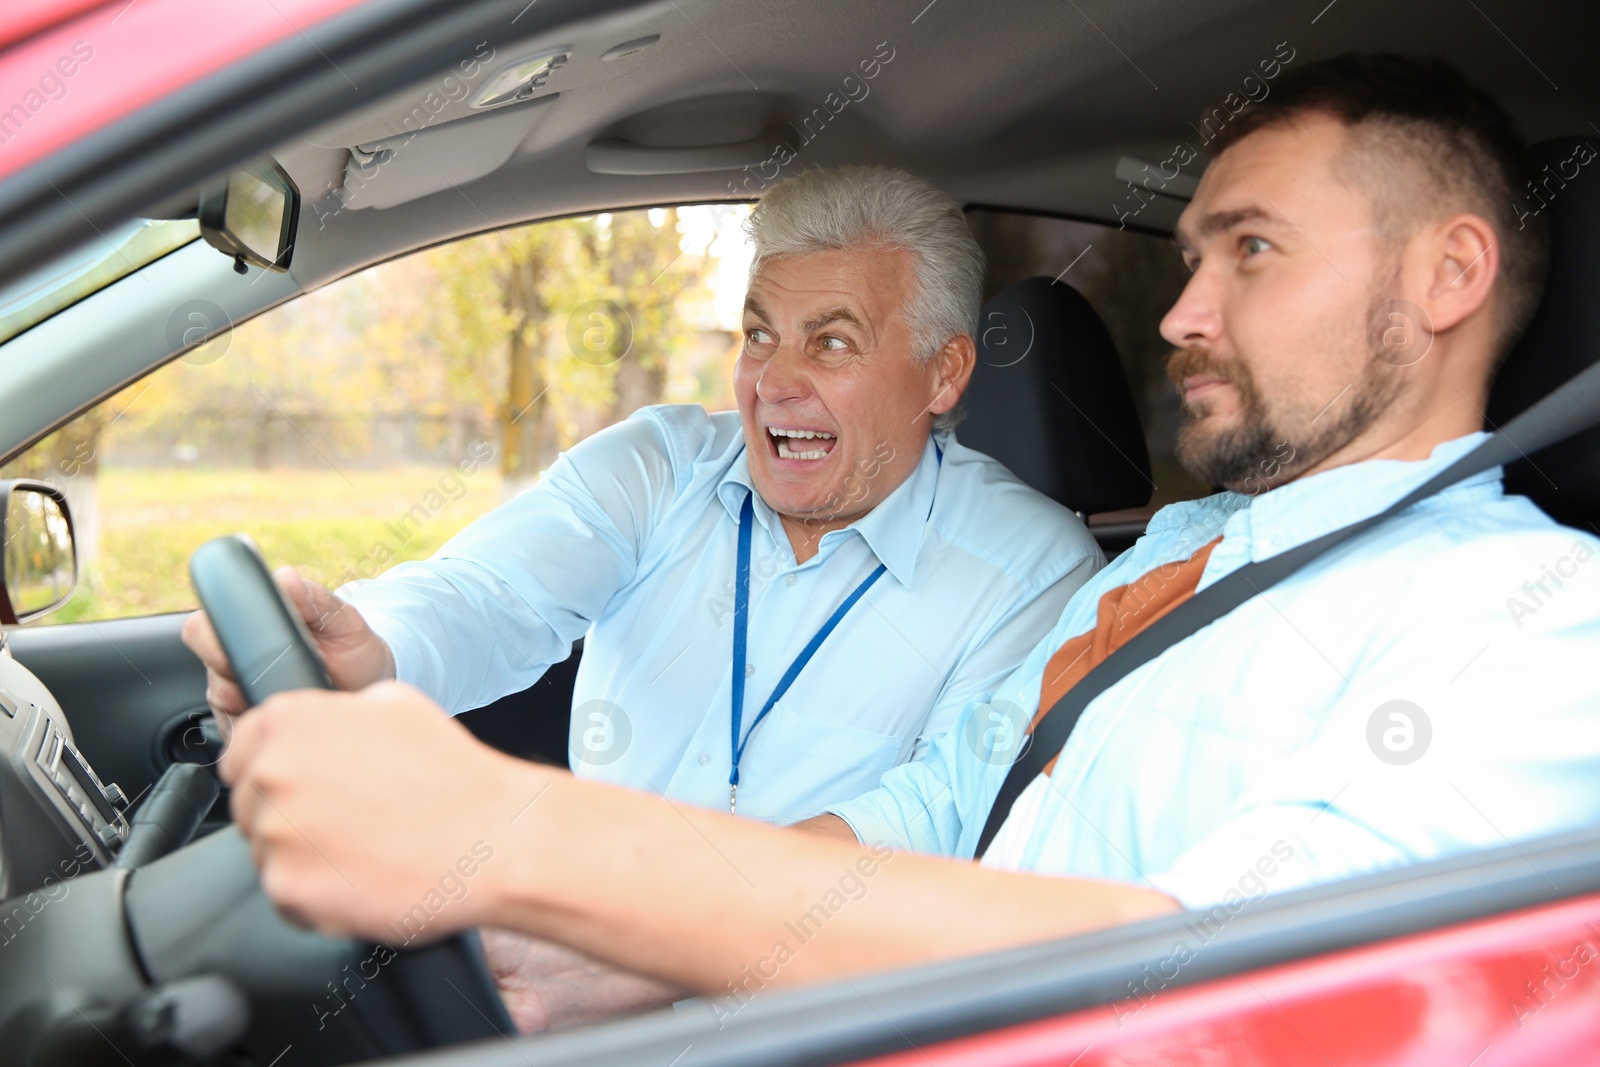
767, 426, 838, 461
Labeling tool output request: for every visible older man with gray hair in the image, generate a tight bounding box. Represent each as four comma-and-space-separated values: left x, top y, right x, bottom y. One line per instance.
187, 165, 1101, 824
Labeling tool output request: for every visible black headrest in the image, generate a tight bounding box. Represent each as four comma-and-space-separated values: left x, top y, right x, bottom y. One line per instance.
1486, 137, 1600, 527
958, 277, 1152, 515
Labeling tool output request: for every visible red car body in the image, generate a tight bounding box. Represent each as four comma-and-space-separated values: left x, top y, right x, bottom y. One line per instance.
0, 0, 369, 183
859, 893, 1600, 1066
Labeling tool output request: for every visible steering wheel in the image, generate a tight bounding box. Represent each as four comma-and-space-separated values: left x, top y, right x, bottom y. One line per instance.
151, 534, 516, 1060
0, 535, 512, 1065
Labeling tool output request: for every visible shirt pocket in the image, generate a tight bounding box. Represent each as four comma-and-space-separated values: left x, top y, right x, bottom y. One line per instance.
743, 708, 907, 824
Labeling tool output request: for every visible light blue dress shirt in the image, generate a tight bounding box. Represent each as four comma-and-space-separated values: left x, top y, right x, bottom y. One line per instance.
338, 404, 1102, 824
830, 432, 1600, 907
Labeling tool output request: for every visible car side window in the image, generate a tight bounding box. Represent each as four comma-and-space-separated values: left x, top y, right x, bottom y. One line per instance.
0, 205, 750, 624
966, 209, 1208, 509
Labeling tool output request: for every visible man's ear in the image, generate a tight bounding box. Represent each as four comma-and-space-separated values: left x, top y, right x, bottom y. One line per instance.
1418, 212, 1499, 334
927, 333, 977, 416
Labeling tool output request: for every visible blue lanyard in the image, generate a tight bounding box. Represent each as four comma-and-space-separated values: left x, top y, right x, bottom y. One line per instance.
725, 443, 940, 812
728, 494, 885, 812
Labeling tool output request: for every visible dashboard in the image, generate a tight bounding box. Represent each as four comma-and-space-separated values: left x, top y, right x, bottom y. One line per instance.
0, 641, 130, 899
0, 629, 511, 1066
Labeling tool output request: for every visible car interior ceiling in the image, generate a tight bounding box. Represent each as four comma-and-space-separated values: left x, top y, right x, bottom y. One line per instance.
253, 0, 1597, 294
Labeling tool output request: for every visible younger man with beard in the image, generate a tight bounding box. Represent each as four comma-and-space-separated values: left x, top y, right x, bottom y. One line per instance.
218, 54, 1600, 1005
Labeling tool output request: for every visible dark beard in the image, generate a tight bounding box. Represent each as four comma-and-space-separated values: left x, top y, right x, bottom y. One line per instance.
1167, 345, 1276, 488
1166, 325, 1405, 491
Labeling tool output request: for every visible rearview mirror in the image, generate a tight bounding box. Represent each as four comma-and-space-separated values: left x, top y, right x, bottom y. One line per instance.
198, 161, 299, 273
0, 480, 77, 625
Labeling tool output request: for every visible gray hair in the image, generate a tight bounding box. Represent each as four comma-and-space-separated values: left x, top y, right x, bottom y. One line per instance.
745, 166, 984, 430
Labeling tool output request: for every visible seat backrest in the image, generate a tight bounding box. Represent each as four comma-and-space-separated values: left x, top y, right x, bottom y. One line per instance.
1486, 137, 1600, 528
957, 276, 1152, 515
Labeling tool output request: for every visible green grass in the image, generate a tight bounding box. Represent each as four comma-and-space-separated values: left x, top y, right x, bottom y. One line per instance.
46, 465, 505, 623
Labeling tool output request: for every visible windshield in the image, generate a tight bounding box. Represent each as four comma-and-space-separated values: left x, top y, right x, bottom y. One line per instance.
0, 218, 200, 346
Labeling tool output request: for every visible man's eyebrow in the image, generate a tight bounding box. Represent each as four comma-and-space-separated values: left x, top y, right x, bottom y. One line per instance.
742, 297, 771, 324
802, 306, 865, 332
1173, 206, 1277, 252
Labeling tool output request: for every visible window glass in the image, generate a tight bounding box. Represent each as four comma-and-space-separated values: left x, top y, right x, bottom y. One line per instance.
966, 209, 1209, 509
1, 205, 751, 624
0, 218, 200, 345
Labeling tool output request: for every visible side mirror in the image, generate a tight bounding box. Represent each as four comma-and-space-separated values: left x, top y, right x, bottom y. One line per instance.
198, 161, 299, 274
0, 480, 77, 624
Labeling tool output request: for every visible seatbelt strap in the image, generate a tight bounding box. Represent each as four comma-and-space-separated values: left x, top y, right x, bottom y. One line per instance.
975, 356, 1600, 859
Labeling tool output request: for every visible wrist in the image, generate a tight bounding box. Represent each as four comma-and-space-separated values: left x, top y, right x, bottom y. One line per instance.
467, 755, 569, 932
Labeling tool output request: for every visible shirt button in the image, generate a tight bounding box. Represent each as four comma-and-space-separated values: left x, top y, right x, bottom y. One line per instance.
745, 663, 756, 677
697, 751, 711, 766
785, 574, 797, 587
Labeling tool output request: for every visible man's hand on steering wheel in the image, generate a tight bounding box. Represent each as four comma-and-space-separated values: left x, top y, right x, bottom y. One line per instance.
220, 681, 537, 941
181, 565, 395, 731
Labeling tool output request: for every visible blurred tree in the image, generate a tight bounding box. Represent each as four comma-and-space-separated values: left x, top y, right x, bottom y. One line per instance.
426, 208, 715, 494
606, 208, 709, 424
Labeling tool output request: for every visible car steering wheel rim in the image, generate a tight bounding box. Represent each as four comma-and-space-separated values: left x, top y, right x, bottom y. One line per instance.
176, 533, 515, 1059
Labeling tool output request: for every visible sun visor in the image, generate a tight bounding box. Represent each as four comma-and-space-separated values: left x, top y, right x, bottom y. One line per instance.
338, 95, 558, 211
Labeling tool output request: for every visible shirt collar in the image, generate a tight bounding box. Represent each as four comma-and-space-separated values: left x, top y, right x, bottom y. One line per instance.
717, 433, 943, 587
1140, 431, 1503, 573
1224, 431, 1499, 562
